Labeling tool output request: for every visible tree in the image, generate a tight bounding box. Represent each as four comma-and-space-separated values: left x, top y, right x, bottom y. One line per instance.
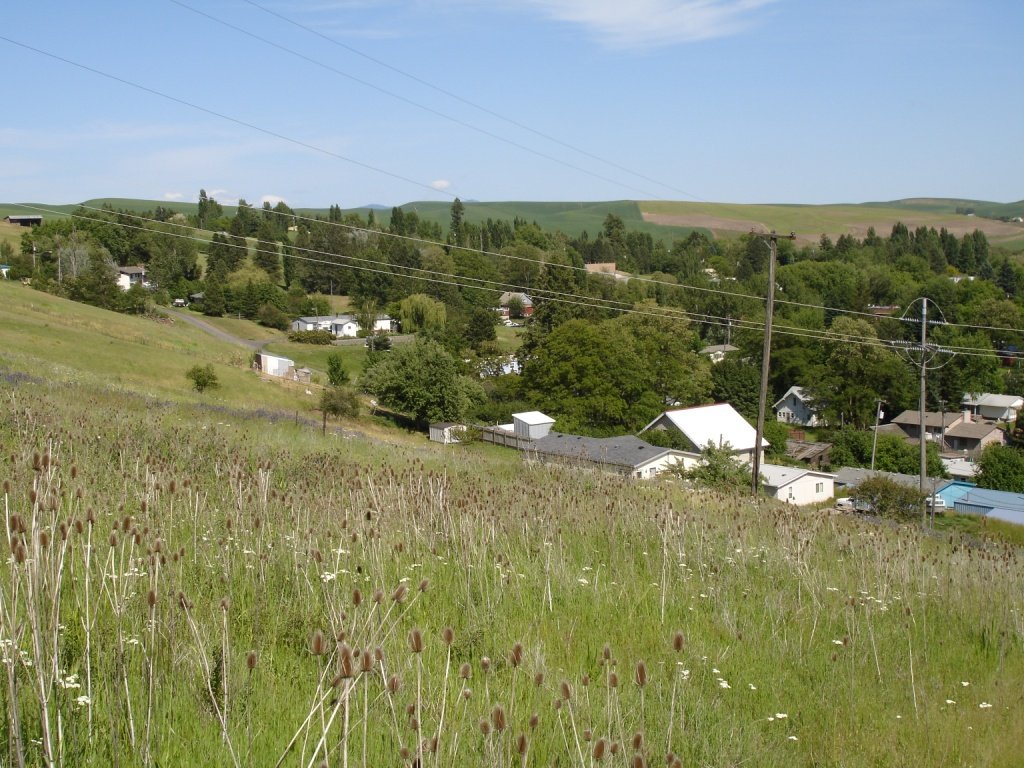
398, 294, 447, 334
851, 476, 923, 522
806, 317, 913, 428
519, 319, 662, 435
326, 352, 350, 386
710, 359, 760, 421
975, 444, 1024, 492
359, 338, 483, 424
320, 386, 360, 420
465, 307, 497, 350
676, 442, 753, 492
186, 364, 219, 393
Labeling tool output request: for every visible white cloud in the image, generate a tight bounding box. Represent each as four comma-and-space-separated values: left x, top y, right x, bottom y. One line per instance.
524, 0, 774, 49
261, 194, 289, 207
430, 179, 452, 191
163, 192, 184, 200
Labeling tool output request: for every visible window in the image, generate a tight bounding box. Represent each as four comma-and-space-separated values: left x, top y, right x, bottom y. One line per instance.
815, 482, 824, 493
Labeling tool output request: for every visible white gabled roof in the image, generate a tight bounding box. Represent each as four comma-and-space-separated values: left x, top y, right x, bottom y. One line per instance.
962, 392, 1023, 409
642, 403, 768, 451
513, 411, 555, 426
772, 385, 810, 410
759, 463, 833, 489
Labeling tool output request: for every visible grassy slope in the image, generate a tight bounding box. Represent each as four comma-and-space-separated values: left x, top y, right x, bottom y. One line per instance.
0, 284, 1022, 765
0, 281, 316, 413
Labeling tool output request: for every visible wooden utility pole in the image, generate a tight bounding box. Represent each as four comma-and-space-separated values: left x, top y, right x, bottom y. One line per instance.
752, 231, 796, 495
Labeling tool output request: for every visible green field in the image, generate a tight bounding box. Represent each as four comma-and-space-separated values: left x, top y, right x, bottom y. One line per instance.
6, 196, 1024, 251
1, 270, 1023, 766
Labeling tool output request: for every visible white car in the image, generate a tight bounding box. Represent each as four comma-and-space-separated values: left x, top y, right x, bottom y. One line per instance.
834, 497, 855, 511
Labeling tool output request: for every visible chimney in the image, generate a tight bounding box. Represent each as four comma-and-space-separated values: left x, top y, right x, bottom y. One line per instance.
962, 409, 971, 424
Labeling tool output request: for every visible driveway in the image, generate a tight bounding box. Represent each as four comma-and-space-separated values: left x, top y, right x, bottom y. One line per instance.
160, 308, 267, 351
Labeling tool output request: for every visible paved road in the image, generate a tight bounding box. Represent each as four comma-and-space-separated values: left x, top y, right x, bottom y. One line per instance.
160, 308, 267, 351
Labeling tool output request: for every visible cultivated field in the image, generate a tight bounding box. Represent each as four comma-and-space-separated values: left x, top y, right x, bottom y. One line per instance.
640, 201, 1024, 248
1, 285, 1023, 766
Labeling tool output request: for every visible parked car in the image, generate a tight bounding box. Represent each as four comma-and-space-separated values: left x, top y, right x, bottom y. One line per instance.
172, 298, 187, 307
835, 497, 855, 511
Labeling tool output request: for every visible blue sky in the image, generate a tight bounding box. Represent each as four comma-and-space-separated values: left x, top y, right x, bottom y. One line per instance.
1, 1, 1022, 209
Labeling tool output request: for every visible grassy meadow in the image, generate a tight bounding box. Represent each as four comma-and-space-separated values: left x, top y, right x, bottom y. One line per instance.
1, 285, 1023, 766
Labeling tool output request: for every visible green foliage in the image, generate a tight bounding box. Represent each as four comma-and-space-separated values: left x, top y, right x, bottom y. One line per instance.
287, 330, 335, 345
677, 442, 753, 492
828, 429, 945, 475
186, 364, 219, 393
319, 385, 360, 419
762, 420, 789, 457
398, 293, 447, 333
326, 352, 349, 386
520, 319, 662, 435
256, 302, 290, 331
710, 359, 761, 421
359, 337, 483, 424
851, 476, 924, 522
975, 443, 1024, 492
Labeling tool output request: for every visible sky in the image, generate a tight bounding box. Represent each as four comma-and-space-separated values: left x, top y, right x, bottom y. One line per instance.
1, 1, 1022, 210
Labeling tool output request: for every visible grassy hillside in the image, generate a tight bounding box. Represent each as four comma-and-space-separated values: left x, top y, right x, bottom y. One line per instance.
0, 281, 316, 413
0, 269, 1023, 766
5, 197, 1023, 252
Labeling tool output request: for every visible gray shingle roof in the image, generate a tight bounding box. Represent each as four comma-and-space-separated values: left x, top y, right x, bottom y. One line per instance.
528, 433, 673, 470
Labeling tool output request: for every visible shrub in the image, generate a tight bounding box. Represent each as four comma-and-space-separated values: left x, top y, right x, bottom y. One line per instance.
288, 329, 335, 345
320, 386, 360, 419
852, 476, 924, 522
186, 364, 219, 393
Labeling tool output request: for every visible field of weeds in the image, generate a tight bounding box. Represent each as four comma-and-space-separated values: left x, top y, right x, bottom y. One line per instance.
1, 376, 1022, 767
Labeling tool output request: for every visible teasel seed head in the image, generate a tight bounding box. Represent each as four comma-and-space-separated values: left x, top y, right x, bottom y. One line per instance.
310, 630, 326, 656
391, 584, 407, 603
109, 532, 118, 548
418, 578, 429, 592
462, 688, 471, 700
672, 631, 684, 653
372, 589, 384, 604
38, 530, 49, 548
491, 704, 507, 732
534, 671, 544, 687
529, 713, 539, 730
634, 661, 648, 688
581, 673, 590, 687
246, 651, 258, 671
632, 732, 643, 751
478, 719, 490, 737
360, 649, 373, 674
408, 628, 423, 654
583, 728, 593, 742
509, 641, 523, 668
560, 680, 572, 701
351, 588, 362, 607
631, 755, 646, 768
147, 589, 157, 609
593, 737, 607, 760
602, 643, 611, 661
441, 627, 454, 646
387, 675, 401, 694
517, 733, 528, 756
459, 662, 471, 679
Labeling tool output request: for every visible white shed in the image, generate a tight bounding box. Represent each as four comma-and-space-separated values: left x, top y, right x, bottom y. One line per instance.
760, 464, 835, 505
512, 411, 555, 440
641, 403, 768, 465
258, 353, 295, 378
429, 423, 466, 444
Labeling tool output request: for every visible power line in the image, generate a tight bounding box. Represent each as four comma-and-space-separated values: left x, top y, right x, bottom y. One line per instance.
165, 0, 668, 202
13, 202, 1020, 361
237, 0, 709, 203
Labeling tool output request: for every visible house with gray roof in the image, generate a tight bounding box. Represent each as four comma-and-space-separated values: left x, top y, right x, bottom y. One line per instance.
526, 433, 696, 479
962, 393, 1023, 422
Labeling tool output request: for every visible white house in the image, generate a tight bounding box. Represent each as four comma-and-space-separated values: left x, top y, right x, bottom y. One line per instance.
527, 433, 694, 479
512, 411, 555, 440
116, 266, 147, 291
773, 386, 821, 427
962, 393, 1023, 422
640, 403, 768, 465
292, 314, 396, 338
760, 464, 835, 505
699, 344, 739, 364
257, 353, 294, 378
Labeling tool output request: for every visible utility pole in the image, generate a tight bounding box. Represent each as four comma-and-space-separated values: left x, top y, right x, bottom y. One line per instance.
918, 297, 928, 526
893, 297, 952, 528
870, 399, 884, 471
752, 231, 796, 496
